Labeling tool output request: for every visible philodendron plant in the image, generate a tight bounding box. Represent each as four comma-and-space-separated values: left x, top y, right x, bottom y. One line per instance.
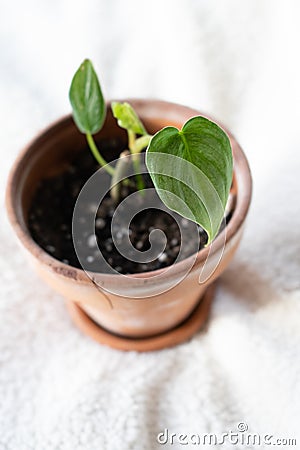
69, 59, 233, 245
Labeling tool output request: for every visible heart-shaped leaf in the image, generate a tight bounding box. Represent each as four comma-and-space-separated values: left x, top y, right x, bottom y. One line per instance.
146, 116, 233, 244
69, 59, 106, 134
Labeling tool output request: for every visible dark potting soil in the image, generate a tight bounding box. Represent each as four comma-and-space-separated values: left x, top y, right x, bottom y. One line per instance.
28, 138, 210, 274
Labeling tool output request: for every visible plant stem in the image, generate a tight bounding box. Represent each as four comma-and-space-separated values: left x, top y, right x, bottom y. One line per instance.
127, 132, 152, 192
131, 134, 152, 154
132, 154, 145, 193
86, 132, 115, 176
110, 150, 131, 203
128, 130, 136, 152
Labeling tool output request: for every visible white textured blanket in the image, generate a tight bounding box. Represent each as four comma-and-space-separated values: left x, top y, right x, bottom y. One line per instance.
1, 1, 300, 449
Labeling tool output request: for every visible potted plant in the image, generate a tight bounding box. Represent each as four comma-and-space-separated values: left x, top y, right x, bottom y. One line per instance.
6, 59, 252, 351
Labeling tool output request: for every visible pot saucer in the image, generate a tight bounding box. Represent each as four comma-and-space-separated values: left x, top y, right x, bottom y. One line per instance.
65, 283, 215, 352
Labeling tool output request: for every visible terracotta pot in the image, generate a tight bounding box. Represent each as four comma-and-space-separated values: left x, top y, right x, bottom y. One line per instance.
6, 100, 252, 351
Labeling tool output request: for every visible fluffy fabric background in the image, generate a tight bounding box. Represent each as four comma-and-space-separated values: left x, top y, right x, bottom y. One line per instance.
1, 1, 300, 449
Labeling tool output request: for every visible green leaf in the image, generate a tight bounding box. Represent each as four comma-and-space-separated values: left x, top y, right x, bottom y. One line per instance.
111, 102, 147, 136
69, 59, 106, 134
146, 116, 233, 244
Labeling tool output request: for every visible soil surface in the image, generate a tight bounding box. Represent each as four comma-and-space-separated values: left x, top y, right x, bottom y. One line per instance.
28, 138, 211, 274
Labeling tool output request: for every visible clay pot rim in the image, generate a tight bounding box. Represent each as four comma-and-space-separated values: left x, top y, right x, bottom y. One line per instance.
6, 99, 252, 284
